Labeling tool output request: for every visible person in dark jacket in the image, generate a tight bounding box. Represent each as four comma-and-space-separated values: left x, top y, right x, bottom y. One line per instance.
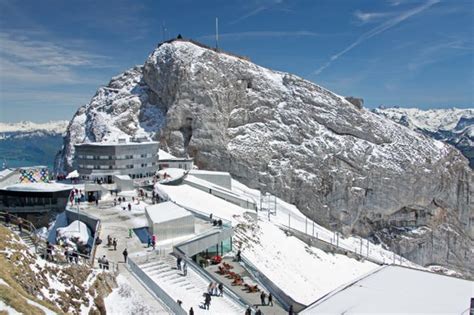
5, 212, 10, 226
268, 292, 274, 306
123, 248, 128, 263
17, 217, 23, 233
289, 304, 294, 315
245, 306, 251, 315
218, 283, 224, 297
204, 293, 211, 310
255, 306, 262, 315
189, 307, 194, 315
260, 291, 266, 306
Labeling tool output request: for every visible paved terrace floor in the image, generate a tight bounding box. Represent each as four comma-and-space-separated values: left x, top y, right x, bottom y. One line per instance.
80, 198, 170, 313
206, 258, 287, 315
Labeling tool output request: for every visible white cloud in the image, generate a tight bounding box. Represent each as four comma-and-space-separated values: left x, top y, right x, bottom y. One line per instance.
314, 0, 440, 75
0, 31, 109, 85
354, 10, 395, 24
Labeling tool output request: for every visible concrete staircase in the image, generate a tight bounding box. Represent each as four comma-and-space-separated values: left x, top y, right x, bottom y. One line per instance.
137, 255, 244, 314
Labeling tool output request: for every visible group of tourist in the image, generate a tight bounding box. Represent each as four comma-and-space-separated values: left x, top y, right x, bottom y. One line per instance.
147, 234, 157, 249
107, 235, 118, 250
69, 188, 84, 206
98, 255, 110, 269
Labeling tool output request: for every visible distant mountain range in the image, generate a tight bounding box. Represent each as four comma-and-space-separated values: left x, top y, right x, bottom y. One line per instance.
372, 107, 473, 168
0, 120, 68, 168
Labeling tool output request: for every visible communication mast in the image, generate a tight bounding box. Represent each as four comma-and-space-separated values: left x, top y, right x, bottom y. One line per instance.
215, 17, 219, 50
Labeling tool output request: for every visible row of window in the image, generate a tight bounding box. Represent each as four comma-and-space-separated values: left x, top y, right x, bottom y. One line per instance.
79, 162, 156, 170
77, 154, 155, 160
80, 172, 156, 180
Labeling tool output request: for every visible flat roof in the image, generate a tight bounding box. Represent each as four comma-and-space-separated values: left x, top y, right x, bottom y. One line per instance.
2, 182, 73, 192
113, 175, 132, 180
146, 201, 193, 223
189, 170, 230, 176
0, 169, 14, 179
75, 141, 158, 147
301, 265, 474, 314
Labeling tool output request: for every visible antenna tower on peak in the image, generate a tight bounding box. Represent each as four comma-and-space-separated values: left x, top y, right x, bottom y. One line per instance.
215, 17, 219, 50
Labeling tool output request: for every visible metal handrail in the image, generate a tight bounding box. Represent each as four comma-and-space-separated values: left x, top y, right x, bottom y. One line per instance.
127, 256, 186, 315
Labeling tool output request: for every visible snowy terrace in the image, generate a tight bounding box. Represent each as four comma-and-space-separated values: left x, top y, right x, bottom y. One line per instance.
155, 180, 383, 305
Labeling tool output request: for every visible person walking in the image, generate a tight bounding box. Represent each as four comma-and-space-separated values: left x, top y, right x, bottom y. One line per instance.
182, 260, 187, 276
218, 283, 224, 297
245, 306, 252, 315
204, 293, 211, 310
255, 306, 262, 315
104, 257, 109, 270
189, 307, 194, 315
288, 304, 294, 315
127, 203, 132, 211
177, 256, 182, 271
260, 291, 266, 306
113, 238, 117, 251
152, 234, 156, 250
4, 211, 10, 226
17, 217, 23, 233
122, 248, 128, 263
268, 292, 274, 306
98, 256, 103, 269
128, 228, 132, 238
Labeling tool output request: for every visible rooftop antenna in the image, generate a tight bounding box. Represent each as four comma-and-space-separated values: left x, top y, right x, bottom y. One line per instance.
215, 17, 219, 50
162, 21, 167, 42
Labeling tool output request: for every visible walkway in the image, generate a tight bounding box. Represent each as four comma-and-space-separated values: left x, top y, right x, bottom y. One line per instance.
80, 198, 169, 313
206, 258, 287, 315
137, 254, 245, 314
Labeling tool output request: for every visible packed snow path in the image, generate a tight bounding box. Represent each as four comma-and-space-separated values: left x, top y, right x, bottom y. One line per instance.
138, 255, 245, 314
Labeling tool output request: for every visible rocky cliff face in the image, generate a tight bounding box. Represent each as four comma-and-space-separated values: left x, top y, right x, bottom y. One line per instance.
56, 39, 473, 276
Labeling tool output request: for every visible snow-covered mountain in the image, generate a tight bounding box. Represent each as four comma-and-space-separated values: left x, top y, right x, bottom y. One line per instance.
0, 120, 69, 135
56, 39, 473, 276
373, 107, 473, 168
0, 120, 68, 168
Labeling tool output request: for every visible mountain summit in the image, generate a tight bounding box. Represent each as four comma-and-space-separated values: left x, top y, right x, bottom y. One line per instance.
56, 39, 473, 276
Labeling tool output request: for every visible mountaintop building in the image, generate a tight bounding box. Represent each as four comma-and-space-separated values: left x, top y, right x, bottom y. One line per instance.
74, 139, 159, 183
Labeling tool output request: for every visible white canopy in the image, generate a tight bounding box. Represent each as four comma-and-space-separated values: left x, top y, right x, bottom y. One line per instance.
66, 170, 80, 179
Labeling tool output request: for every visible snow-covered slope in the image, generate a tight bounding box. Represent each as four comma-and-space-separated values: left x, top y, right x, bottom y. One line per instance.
373, 107, 473, 168
56, 39, 473, 276
0, 225, 115, 314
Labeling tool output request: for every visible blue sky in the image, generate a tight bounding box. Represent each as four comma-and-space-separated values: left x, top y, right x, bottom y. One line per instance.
0, 0, 472, 122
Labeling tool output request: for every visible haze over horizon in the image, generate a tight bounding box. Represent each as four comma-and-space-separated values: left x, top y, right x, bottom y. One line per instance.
0, 0, 473, 123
